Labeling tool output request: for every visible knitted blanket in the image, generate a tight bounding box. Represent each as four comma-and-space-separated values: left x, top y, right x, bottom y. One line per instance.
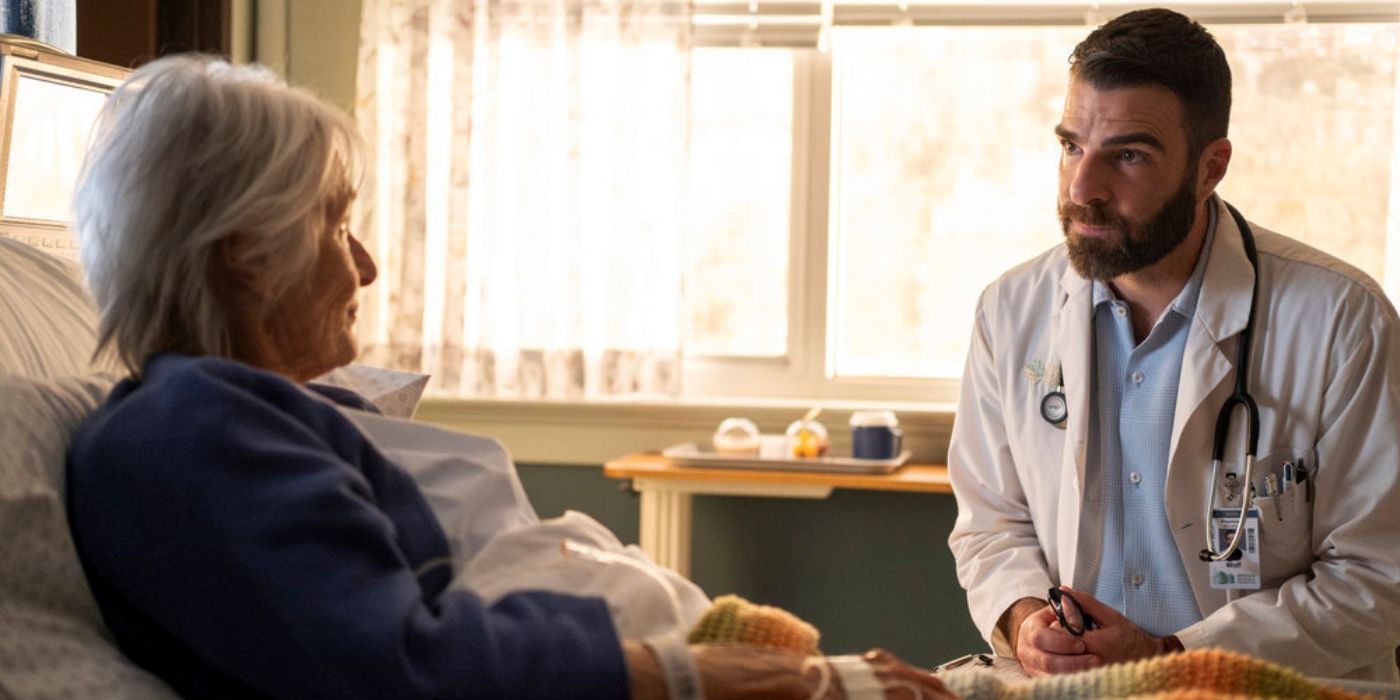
686, 597, 1372, 700
940, 649, 1372, 700
688, 594, 821, 655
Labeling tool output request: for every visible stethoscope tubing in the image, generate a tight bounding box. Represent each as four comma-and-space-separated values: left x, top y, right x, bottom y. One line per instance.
1200, 202, 1261, 562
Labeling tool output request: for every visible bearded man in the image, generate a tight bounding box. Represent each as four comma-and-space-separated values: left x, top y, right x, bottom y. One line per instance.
946, 7, 1400, 683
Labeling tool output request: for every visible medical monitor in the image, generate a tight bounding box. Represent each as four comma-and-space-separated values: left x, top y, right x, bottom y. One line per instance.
0, 34, 126, 257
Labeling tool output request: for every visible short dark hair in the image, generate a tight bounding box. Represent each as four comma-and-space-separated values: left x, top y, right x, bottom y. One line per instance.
1069, 8, 1231, 156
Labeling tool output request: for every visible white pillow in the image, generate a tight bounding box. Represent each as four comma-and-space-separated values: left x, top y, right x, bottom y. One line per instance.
0, 372, 179, 699
0, 237, 110, 379
314, 363, 431, 418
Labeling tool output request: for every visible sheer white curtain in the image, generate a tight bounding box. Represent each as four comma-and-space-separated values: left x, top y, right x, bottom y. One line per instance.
355, 0, 689, 399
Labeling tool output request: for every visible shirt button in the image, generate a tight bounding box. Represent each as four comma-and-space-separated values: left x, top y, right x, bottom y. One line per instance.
1129, 471, 1143, 485
1131, 573, 1145, 587
1114, 304, 1128, 317
1131, 371, 1145, 384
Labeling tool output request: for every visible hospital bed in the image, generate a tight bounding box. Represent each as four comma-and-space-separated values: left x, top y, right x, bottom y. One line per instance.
0, 234, 182, 697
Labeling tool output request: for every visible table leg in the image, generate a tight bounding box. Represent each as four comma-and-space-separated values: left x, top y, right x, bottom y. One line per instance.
630, 477, 832, 578
638, 486, 693, 578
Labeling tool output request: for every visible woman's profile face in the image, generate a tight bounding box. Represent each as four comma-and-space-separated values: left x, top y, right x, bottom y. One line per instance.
259, 196, 378, 382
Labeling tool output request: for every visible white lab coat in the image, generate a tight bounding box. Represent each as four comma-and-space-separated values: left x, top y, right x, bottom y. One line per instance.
948, 198, 1400, 681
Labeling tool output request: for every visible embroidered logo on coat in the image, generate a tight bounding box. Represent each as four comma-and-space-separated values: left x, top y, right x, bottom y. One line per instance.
1023, 358, 1060, 387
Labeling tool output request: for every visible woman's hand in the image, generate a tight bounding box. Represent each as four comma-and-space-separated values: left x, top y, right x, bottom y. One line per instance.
626, 642, 954, 699
843, 648, 957, 700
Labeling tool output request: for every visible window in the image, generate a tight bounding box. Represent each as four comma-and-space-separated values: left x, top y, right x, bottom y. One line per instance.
685, 48, 794, 358
1216, 21, 1399, 293
682, 2, 1400, 403
829, 26, 1079, 380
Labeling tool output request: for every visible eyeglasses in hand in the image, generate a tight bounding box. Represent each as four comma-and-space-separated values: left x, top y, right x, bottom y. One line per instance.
1047, 587, 1096, 636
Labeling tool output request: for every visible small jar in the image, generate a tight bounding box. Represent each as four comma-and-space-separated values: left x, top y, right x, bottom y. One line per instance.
850, 410, 902, 460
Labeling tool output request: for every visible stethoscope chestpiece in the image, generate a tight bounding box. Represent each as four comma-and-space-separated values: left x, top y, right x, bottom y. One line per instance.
1041, 387, 1068, 427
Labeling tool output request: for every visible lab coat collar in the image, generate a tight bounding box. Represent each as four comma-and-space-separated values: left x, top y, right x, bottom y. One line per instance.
1170, 195, 1256, 464
1053, 248, 1094, 585
1192, 196, 1255, 343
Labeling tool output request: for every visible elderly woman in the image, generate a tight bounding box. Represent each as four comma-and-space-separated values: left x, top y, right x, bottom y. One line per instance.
66, 55, 950, 699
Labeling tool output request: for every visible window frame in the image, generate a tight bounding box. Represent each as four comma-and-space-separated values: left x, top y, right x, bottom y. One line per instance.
680, 48, 959, 404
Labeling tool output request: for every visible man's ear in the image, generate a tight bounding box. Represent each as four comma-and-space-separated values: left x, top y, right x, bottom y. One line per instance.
217, 232, 270, 300
1196, 137, 1232, 200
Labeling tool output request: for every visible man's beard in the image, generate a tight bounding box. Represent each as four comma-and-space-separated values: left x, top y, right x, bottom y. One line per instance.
1060, 169, 1199, 281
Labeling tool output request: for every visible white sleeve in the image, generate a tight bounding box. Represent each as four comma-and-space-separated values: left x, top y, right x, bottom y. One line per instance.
946, 292, 1053, 655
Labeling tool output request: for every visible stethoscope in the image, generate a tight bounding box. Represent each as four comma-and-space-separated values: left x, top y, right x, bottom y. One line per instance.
1038, 201, 1260, 564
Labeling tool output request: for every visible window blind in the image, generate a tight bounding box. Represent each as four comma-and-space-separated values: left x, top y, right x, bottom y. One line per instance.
691, 1, 1400, 47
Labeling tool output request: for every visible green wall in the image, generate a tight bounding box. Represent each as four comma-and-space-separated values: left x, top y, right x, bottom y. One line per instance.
517, 463, 986, 669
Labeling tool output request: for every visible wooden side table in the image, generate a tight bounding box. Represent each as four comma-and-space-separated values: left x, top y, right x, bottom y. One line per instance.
603, 453, 951, 577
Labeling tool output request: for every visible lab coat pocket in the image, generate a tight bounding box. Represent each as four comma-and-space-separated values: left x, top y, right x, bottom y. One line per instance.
1251, 450, 1316, 587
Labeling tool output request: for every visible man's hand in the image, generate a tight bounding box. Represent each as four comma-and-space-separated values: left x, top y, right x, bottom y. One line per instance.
1014, 586, 1183, 676
1014, 599, 1097, 677
1066, 587, 1179, 665
998, 597, 1048, 657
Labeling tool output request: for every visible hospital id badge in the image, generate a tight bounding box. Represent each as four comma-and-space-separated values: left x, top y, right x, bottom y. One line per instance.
1209, 508, 1261, 590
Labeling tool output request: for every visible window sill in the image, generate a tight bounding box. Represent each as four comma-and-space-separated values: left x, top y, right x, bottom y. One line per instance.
414, 396, 956, 466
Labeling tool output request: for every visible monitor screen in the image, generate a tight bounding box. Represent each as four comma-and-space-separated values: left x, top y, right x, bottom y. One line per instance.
0, 37, 127, 254
3, 73, 108, 221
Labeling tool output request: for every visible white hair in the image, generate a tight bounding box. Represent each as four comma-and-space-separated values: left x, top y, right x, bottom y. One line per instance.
73, 54, 362, 375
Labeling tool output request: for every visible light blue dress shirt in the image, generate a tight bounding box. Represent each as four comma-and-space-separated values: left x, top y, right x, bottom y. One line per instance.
1076, 204, 1218, 637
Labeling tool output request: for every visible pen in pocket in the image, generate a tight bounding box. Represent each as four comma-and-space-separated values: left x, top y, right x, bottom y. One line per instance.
1296, 458, 1312, 502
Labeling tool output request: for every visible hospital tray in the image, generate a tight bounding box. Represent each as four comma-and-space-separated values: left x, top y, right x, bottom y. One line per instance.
661, 442, 910, 475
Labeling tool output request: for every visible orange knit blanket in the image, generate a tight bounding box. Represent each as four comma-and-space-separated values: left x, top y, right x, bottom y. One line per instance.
686, 597, 1372, 699
939, 649, 1373, 700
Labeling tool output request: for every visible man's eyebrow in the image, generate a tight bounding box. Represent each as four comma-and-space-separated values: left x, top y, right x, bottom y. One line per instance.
1102, 131, 1166, 151
1053, 125, 1166, 153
